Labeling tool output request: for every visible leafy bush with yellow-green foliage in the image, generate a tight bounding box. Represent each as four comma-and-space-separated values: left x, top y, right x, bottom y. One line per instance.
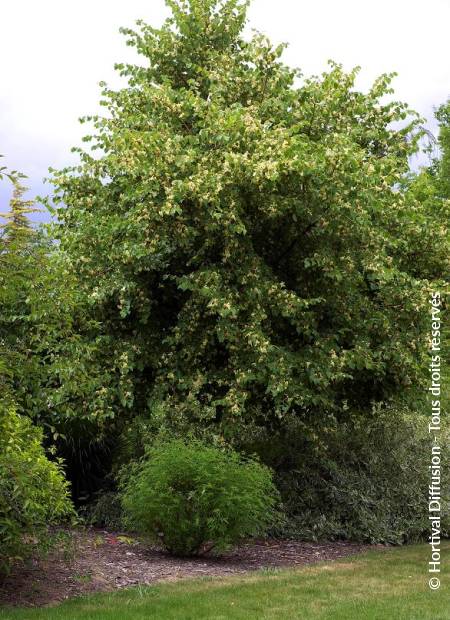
0, 401, 73, 575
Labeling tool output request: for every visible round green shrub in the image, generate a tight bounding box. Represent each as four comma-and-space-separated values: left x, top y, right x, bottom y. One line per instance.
0, 401, 73, 575
120, 439, 280, 556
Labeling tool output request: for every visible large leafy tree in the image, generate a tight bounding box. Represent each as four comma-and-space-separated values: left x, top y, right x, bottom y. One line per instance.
49, 0, 446, 441
0, 166, 41, 402
0, 163, 73, 572
395, 100, 450, 281
401, 101, 450, 407
0, 158, 119, 500
436, 99, 450, 198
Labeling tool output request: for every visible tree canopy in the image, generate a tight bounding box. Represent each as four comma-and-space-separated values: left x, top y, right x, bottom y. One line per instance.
46, 0, 448, 443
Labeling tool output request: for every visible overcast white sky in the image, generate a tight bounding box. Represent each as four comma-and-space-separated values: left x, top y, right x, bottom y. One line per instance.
1, 0, 449, 220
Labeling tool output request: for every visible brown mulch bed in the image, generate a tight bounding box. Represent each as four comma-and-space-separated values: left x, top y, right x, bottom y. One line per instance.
0, 529, 374, 608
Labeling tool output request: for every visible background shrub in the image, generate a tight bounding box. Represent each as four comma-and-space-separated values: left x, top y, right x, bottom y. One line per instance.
80, 490, 124, 530
0, 401, 73, 575
240, 405, 450, 544
120, 439, 280, 556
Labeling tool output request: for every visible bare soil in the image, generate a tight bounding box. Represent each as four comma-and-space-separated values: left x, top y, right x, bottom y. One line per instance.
0, 529, 374, 608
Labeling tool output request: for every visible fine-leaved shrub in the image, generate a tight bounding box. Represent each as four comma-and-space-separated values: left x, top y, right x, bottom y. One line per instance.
120, 439, 280, 556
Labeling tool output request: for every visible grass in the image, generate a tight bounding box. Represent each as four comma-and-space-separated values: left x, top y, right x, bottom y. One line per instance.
1, 542, 448, 619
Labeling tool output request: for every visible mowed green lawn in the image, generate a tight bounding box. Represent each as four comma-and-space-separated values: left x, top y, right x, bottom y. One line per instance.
1, 542, 448, 620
